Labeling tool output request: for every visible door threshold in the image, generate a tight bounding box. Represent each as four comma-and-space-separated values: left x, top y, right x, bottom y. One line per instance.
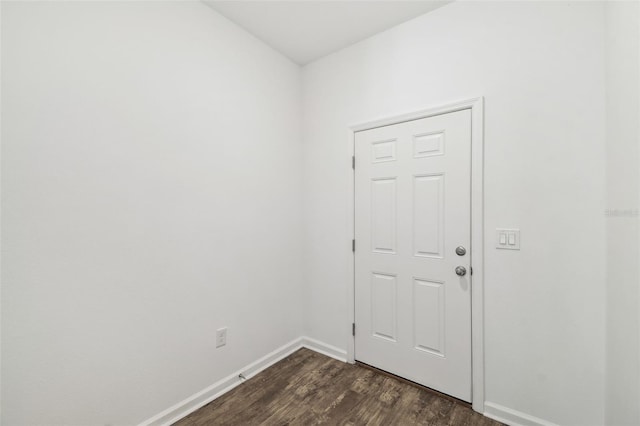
355, 360, 472, 408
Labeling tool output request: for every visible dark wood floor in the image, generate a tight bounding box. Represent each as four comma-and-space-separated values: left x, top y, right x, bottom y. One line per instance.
174, 348, 502, 426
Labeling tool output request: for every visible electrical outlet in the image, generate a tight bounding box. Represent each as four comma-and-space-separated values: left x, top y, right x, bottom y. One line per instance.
216, 327, 227, 348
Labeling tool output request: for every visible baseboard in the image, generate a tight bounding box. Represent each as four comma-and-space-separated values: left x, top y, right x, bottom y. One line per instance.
138, 337, 305, 426
140, 337, 561, 426
484, 402, 559, 426
300, 336, 348, 362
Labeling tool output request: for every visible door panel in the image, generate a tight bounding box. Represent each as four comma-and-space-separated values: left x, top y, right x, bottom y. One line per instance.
413, 278, 445, 356
413, 174, 444, 258
354, 109, 472, 401
371, 178, 397, 254
371, 273, 397, 342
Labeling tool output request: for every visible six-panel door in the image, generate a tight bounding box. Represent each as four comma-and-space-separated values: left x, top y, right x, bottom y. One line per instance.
354, 109, 472, 401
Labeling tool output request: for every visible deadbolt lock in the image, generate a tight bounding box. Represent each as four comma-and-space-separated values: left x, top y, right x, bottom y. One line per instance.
455, 246, 466, 256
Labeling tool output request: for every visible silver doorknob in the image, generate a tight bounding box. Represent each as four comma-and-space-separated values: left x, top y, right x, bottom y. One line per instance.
455, 246, 466, 256
455, 266, 467, 276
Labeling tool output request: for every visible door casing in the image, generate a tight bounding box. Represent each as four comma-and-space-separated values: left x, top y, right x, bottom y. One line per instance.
346, 97, 485, 413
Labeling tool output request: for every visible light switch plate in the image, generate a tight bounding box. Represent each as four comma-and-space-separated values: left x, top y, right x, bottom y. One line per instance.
496, 229, 520, 250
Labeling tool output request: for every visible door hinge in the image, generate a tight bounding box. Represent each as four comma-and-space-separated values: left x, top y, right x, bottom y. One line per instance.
352, 155, 355, 170
352, 239, 355, 252
352, 323, 356, 336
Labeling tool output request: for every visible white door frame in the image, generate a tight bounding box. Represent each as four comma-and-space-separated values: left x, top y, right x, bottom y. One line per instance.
346, 97, 485, 413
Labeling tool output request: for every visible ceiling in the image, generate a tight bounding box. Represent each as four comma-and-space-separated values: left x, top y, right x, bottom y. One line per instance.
204, 1, 451, 65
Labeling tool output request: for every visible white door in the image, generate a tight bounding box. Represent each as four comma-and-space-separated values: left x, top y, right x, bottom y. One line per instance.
354, 109, 472, 401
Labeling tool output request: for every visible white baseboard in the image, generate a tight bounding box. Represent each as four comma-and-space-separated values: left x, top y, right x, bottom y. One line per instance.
484, 402, 559, 426
138, 337, 306, 426
139, 338, 559, 426
300, 336, 348, 362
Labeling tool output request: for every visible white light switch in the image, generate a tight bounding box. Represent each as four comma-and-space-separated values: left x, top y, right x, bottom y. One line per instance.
496, 229, 520, 250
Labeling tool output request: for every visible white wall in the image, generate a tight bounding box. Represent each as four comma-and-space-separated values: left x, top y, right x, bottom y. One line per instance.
301, 2, 607, 425
605, 1, 640, 425
1, 2, 303, 425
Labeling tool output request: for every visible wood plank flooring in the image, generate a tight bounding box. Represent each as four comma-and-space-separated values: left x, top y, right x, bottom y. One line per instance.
174, 348, 502, 426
